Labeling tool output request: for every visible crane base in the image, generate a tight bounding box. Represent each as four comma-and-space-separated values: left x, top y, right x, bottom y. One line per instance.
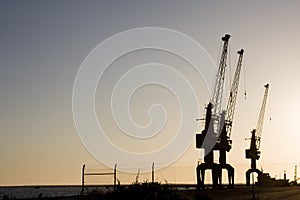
246, 168, 262, 186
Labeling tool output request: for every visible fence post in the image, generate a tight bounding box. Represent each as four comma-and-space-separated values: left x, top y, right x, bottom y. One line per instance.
152, 163, 154, 183
114, 164, 117, 190
81, 164, 85, 196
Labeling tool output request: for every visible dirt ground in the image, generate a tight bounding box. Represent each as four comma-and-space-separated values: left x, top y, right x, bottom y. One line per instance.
24, 185, 300, 200
185, 186, 300, 200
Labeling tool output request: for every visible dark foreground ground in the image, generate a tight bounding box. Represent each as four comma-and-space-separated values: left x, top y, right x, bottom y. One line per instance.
10, 184, 300, 200
183, 185, 300, 200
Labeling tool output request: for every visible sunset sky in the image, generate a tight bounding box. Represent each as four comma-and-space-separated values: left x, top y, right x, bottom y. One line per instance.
1, 1, 300, 186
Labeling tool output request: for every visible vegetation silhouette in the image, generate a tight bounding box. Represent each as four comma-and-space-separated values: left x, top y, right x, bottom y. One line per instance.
84, 182, 211, 200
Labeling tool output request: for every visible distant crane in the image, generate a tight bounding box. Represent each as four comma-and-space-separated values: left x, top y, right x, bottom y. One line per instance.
196, 34, 230, 189
293, 165, 300, 185
214, 49, 244, 187
245, 84, 269, 185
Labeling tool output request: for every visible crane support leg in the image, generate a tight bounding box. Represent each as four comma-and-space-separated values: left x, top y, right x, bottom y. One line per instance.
246, 169, 262, 186
218, 164, 234, 188
196, 164, 203, 190
196, 163, 220, 189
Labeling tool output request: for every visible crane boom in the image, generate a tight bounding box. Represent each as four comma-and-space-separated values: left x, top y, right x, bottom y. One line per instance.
211, 34, 230, 136
225, 49, 244, 138
256, 83, 269, 149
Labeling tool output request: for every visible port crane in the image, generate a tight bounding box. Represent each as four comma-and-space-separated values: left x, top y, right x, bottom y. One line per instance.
196, 34, 230, 189
292, 165, 300, 185
245, 84, 269, 185
215, 49, 244, 187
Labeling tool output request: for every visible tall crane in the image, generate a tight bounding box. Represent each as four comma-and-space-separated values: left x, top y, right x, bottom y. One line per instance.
293, 165, 300, 185
215, 49, 244, 187
245, 84, 269, 185
196, 34, 230, 189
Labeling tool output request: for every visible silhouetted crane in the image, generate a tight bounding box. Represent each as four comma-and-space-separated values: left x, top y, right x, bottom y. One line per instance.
293, 165, 300, 185
196, 34, 230, 189
214, 49, 244, 188
245, 84, 269, 185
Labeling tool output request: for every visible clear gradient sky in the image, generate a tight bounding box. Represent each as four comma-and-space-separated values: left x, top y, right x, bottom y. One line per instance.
1, 0, 300, 186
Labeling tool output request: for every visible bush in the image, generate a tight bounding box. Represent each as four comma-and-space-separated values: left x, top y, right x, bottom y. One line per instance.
85, 183, 189, 200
